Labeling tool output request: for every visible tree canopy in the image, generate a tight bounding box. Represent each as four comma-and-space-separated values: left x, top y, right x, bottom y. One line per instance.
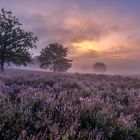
38, 43, 72, 72
0, 9, 38, 72
93, 62, 107, 73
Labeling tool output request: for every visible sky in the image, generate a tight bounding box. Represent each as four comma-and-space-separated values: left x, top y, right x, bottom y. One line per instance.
0, 0, 140, 73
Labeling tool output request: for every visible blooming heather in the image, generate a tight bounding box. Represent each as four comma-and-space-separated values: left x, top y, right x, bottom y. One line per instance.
0, 69, 140, 139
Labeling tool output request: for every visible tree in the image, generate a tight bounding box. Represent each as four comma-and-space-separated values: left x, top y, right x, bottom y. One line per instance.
93, 62, 107, 73
0, 9, 38, 72
38, 43, 72, 72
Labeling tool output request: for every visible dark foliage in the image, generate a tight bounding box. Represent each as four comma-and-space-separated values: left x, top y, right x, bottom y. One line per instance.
0, 9, 38, 72
93, 62, 107, 73
38, 43, 72, 72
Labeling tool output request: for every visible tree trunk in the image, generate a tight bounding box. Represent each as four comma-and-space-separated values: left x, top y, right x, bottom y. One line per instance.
0, 57, 4, 72
1, 46, 5, 72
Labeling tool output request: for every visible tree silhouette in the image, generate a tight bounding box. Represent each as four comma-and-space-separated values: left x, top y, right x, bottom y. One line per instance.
38, 43, 72, 72
0, 9, 38, 72
93, 62, 107, 73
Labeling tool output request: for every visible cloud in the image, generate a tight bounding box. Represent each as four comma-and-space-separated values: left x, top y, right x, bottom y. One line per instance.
1, 0, 140, 73
24, 13, 120, 45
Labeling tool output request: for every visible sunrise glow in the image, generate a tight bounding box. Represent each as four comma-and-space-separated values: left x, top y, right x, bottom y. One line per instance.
72, 41, 103, 52
1, 1, 140, 139
0, 0, 139, 73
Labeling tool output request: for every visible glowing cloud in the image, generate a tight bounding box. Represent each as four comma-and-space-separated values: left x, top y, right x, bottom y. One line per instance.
72, 41, 103, 53
1, 0, 140, 73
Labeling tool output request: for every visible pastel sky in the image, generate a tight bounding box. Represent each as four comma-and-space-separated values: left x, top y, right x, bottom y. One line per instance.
1, 0, 140, 73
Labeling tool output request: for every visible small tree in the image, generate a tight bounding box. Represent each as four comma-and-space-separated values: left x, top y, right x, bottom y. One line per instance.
0, 9, 38, 72
93, 62, 107, 73
38, 43, 72, 72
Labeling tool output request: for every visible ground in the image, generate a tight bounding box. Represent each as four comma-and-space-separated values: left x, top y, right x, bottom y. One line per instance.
0, 69, 140, 140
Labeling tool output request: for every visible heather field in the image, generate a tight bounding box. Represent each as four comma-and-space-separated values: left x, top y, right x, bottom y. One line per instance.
1, 70, 140, 140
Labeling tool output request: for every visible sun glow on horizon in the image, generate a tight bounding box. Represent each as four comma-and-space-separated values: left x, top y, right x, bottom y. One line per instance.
72, 40, 106, 53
